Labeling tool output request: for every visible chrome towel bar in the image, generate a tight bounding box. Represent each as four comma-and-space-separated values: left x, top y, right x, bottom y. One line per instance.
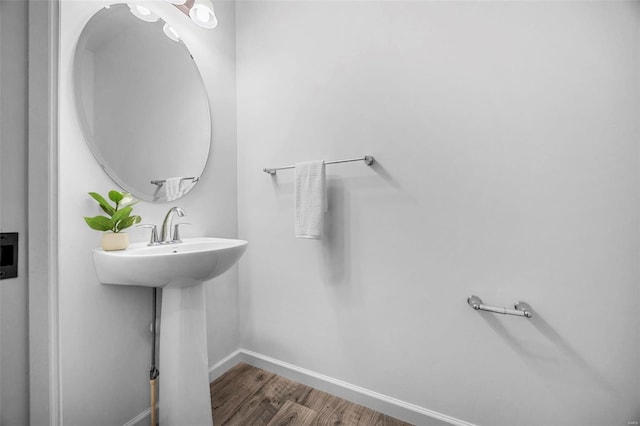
467, 295, 532, 318
263, 155, 375, 175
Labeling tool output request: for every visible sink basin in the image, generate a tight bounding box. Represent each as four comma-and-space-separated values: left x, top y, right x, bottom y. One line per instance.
92, 236, 248, 426
93, 237, 248, 288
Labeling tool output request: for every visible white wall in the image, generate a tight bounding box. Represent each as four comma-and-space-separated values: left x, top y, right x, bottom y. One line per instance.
236, 2, 640, 425
59, 1, 237, 424
0, 0, 29, 424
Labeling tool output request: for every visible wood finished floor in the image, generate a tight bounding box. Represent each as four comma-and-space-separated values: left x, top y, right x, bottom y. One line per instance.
210, 363, 414, 426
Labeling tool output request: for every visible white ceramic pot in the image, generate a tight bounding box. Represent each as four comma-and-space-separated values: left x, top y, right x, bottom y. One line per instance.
101, 232, 129, 251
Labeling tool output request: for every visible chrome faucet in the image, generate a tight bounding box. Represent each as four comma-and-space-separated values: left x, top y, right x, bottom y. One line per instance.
160, 207, 185, 243
137, 207, 188, 246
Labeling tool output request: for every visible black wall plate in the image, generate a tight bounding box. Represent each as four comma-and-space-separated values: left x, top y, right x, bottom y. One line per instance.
0, 233, 18, 279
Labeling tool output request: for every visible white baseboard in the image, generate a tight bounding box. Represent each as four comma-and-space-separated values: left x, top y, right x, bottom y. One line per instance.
208, 349, 244, 382
124, 348, 477, 426
122, 407, 152, 426
238, 349, 476, 426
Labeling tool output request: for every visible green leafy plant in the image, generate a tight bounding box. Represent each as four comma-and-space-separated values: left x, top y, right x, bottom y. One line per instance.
84, 190, 141, 233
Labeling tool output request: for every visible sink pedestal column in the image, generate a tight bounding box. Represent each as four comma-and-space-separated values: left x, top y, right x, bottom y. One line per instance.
159, 283, 213, 426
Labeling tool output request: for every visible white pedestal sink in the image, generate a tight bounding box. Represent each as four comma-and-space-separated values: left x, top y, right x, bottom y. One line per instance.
93, 237, 248, 426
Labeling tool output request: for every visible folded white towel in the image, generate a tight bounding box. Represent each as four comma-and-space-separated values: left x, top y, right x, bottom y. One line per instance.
164, 177, 184, 201
294, 160, 327, 239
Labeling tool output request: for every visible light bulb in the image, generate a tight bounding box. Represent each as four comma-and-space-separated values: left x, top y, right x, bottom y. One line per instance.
189, 0, 218, 29
196, 7, 210, 23
128, 4, 160, 23
163, 22, 181, 42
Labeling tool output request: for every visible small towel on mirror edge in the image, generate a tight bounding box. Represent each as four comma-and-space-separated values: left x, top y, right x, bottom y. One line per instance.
164, 177, 183, 201
294, 160, 327, 239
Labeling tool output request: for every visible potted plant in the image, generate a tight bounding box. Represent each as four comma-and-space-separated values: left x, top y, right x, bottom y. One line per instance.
84, 190, 142, 251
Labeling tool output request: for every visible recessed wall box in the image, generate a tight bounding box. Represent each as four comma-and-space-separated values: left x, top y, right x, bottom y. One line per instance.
0, 233, 18, 279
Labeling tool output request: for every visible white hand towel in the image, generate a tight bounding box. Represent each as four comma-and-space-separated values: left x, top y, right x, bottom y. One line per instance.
164, 177, 183, 201
295, 160, 327, 239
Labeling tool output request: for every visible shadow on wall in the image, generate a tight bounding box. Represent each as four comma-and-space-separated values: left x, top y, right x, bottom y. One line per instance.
528, 314, 616, 394
370, 160, 402, 191
268, 171, 362, 300
478, 310, 618, 402
266, 158, 417, 302
321, 179, 349, 286
269, 175, 355, 286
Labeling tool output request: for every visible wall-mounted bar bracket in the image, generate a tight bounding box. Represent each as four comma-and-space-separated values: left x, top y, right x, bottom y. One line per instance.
467, 295, 532, 318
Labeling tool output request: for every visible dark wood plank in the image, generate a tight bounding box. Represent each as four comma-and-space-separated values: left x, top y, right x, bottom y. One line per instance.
218, 374, 281, 425
210, 362, 253, 396
210, 364, 413, 426
311, 394, 378, 426
211, 363, 251, 419
211, 362, 276, 424
377, 413, 414, 426
232, 376, 314, 426
266, 400, 319, 426
296, 387, 334, 413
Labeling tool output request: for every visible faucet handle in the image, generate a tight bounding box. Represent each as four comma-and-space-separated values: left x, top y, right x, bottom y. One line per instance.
173, 223, 191, 243
137, 224, 159, 246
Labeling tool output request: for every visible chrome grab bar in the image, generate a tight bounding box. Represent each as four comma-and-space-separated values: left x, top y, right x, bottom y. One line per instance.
467, 295, 532, 318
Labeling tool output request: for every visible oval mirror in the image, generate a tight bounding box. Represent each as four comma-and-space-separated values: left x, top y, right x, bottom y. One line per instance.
73, 3, 211, 202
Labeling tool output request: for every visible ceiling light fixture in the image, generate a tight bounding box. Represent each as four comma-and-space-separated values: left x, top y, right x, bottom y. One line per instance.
162, 22, 181, 42
189, 0, 217, 29
128, 4, 160, 23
